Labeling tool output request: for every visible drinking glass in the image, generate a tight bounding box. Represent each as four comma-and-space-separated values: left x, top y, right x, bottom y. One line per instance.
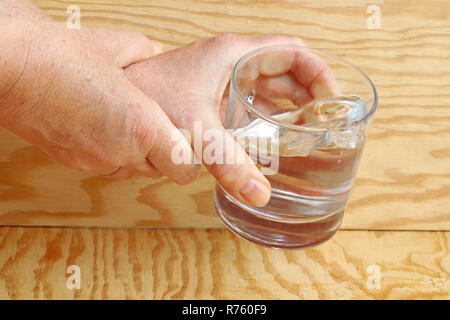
214, 45, 378, 249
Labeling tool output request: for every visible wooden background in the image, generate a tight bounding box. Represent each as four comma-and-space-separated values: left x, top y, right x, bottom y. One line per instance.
1, 228, 449, 299
0, 0, 449, 299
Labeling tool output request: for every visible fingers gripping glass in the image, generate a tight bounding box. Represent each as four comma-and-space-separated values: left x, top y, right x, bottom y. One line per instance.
214, 45, 378, 250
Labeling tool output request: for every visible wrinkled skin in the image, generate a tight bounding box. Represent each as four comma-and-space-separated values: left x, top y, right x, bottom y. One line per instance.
0, 8, 337, 207
125, 33, 338, 206
0, 18, 196, 180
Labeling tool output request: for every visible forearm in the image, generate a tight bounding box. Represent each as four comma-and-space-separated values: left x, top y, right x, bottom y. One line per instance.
0, 0, 52, 20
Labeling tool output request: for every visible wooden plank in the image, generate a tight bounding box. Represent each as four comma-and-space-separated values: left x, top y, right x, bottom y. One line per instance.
0, 0, 449, 229
0, 227, 449, 299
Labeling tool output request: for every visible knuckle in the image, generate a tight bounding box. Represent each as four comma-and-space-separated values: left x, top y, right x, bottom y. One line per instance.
174, 177, 192, 186
198, 33, 243, 69
174, 166, 202, 185
211, 33, 240, 50
216, 33, 237, 43
288, 35, 305, 46
280, 35, 304, 46
127, 30, 149, 44
129, 108, 158, 156
210, 162, 235, 182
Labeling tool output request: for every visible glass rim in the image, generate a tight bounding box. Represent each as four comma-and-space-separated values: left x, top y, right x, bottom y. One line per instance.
231, 45, 378, 134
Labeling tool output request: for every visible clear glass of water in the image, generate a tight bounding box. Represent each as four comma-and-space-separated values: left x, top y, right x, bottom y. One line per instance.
214, 45, 378, 249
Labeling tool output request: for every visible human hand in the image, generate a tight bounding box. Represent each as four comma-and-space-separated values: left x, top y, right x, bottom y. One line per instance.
0, 18, 200, 181
125, 34, 338, 207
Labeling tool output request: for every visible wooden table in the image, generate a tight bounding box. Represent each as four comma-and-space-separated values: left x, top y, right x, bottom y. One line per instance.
0, 0, 449, 299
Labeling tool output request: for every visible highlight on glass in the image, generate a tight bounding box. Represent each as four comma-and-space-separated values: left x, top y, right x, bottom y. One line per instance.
214, 45, 378, 250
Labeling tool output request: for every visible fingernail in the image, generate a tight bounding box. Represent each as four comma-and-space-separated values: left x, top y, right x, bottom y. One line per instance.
239, 178, 271, 207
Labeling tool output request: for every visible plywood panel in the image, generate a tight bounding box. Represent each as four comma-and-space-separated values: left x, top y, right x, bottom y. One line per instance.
0, 227, 449, 299
0, 0, 448, 229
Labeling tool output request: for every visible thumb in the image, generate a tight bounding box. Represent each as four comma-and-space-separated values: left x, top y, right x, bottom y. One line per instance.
183, 106, 271, 207
119, 79, 201, 185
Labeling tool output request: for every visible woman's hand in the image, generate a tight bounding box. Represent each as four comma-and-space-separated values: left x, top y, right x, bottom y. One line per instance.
0, 18, 200, 183
125, 34, 338, 207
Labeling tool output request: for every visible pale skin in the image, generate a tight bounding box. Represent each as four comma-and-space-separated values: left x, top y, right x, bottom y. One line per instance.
0, 0, 337, 207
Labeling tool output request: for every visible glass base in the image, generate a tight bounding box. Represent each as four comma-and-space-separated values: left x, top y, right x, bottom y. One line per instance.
214, 184, 345, 250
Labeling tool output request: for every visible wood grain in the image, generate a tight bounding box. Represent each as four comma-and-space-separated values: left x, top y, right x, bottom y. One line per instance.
0, 0, 449, 229
0, 227, 449, 299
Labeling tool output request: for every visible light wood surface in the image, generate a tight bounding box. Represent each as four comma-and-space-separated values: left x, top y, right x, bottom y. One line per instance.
0, 227, 449, 300
0, 0, 448, 230
0, 0, 449, 300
